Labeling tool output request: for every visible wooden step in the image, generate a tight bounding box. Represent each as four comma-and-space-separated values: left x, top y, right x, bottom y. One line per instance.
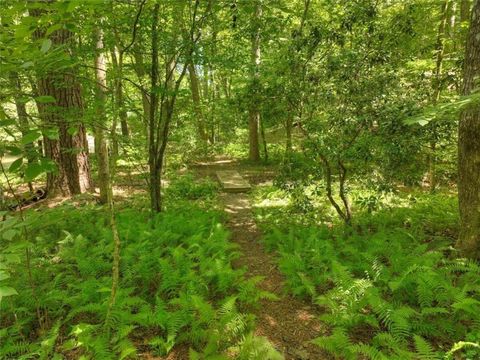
216, 170, 251, 193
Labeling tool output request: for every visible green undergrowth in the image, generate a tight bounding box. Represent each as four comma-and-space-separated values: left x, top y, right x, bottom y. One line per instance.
0, 175, 280, 360
255, 188, 480, 359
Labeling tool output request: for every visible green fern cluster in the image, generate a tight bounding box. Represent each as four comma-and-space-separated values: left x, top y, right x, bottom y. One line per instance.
258, 192, 480, 359
0, 198, 278, 359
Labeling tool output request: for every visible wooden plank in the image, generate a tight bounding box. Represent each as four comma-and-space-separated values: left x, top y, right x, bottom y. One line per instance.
216, 170, 251, 192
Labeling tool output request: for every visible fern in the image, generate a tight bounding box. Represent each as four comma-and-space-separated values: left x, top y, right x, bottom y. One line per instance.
413, 335, 440, 360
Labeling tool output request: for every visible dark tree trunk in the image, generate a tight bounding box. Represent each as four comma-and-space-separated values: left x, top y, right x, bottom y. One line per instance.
248, 0, 261, 162
149, 3, 161, 213
457, 0, 480, 258
32, 12, 91, 196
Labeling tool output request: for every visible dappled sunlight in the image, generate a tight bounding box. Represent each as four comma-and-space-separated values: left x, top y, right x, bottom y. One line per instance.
1, 0, 478, 358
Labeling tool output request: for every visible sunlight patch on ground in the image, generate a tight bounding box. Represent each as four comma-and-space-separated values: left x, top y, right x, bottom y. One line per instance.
253, 198, 289, 208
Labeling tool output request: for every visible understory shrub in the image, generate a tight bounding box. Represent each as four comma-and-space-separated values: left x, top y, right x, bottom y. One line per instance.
257, 192, 480, 359
0, 201, 277, 359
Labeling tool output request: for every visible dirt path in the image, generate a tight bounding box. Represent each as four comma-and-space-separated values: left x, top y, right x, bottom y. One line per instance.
221, 192, 329, 360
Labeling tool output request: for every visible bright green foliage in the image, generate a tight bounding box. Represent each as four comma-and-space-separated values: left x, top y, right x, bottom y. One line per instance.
258, 192, 480, 359
167, 173, 219, 201
0, 197, 271, 359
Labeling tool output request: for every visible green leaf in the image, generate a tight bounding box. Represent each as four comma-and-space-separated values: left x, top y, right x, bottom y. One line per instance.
25, 162, 45, 181
67, 127, 78, 136
8, 157, 23, 172
35, 95, 56, 103
0, 286, 18, 303
21, 61, 34, 69
2, 229, 18, 241
44, 128, 59, 140
6, 146, 22, 156
21, 130, 42, 145
41, 39, 52, 53
46, 24, 62, 36
0, 271, 10, 281
0, 119, 16, 127
67, 0, 80, 12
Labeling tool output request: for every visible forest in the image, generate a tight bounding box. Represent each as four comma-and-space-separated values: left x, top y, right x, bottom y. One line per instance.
0, 0, 480, 359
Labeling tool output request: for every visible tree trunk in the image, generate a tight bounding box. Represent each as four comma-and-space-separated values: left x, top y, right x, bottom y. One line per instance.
94, 29, 111, 204
260, 116, 268, 161
188, 62, 208, 143
248, 0, 261, 162
9, 72, 35, 192
111, 47, 129, 138
429, 0, 451, 191
285, 116, 293, 155
32, 13, 91, 196
149, 3, 161, 213
457, 0, 480, 258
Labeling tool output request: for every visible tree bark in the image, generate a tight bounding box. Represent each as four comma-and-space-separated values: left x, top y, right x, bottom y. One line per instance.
111, 46, 129, 138
94, 29, 111, 205
149, 3, 161, 213
32, 10, 91, 196
248, 0, 261, 162
457, 0, 480, 258
428, 0, 451, 192
188, 62, 208, 143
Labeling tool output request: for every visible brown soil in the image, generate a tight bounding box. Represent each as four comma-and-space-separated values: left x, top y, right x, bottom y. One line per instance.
221, 192, 329, 360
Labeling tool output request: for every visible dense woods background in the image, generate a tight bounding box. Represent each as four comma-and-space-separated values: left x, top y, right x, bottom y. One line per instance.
0, 0, 479, 359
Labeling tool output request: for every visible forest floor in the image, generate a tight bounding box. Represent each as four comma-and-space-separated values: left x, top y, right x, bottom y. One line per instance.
192, 157, 330, 360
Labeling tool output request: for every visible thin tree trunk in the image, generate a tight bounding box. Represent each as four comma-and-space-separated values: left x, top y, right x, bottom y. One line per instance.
9, 72, 35, 192
94, 29, 111, 204
260, 116, 268, 161
111, 47, 129, 138
338, 160, 352, 224
429, 0, 451, 191
319, 154, 348, 222
248, 0, 261, 162
149, 3, 161, 213
188, 62, 208, 143
285, 116, 293, 155
457, 0, 480, 259
209, 67, 217, 145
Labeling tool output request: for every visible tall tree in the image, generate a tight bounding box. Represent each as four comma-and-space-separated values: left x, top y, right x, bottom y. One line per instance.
428, 0, 451, 191
188, 62, 209, 144
32, 7, 91, 196
248, 0, 262, 162
457, 0, 480, 258
147, 0, 205, 212
94, 28, 111, 204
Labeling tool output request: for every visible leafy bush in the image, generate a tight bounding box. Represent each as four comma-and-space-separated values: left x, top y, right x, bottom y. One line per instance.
167, 173, 219, 201
257, 191, 480, 359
